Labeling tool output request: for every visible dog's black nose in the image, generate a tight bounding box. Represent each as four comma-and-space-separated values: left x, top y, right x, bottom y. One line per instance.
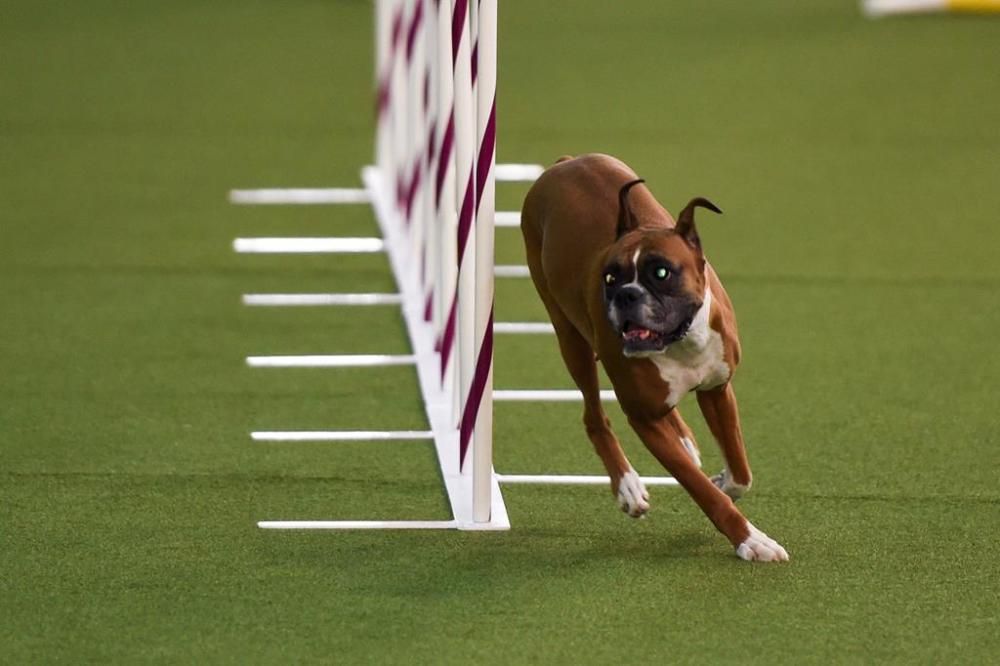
613, 285, 643, 308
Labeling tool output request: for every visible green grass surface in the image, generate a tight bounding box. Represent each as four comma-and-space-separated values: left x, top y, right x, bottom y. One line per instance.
3, 1, 999, 663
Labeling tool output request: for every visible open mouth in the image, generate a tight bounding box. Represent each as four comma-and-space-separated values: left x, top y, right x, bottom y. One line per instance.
622, 322, 663, 344
620, 317, 694, 355
621, 321, 666, 353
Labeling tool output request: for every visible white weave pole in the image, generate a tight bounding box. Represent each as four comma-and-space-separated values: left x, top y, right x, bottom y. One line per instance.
434, 0, 458, 404
389, 1, 409, 219
374, 0, 392, 179
404, 0, 427, 287
401, 0, 417, 230
452, 0, 477, 429
420, 0, 439, 327
470, 0, 497, 523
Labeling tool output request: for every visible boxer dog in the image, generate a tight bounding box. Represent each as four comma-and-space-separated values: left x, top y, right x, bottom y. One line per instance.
520, 154, 788, 562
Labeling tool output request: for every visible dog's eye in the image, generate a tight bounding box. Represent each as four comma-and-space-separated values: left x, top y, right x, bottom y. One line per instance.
654, 267, 670, 280
604, 273, 616, 285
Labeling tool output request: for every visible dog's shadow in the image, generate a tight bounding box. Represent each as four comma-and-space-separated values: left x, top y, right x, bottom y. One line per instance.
513, 524, 719, 565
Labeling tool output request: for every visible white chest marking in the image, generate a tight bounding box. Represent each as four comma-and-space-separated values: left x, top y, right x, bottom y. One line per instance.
651, 287, 731, 407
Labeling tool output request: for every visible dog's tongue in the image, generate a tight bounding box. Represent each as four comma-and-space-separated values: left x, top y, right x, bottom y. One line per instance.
623, 327, 653, 341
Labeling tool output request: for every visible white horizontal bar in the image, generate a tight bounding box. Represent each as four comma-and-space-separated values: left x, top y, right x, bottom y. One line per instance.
229, 188, 371, 204
494, 322, 554, 334
496, 474, 678, 486
258, 520, 458, 530
495, 163, 544, 182
494, 211, 521, 227
493, 389, 617, 402
233, 237, 384, 253
495, 264, 530, 278
862, 0, 948, 16
242, 293, 402, 306
251, 430, 433, 442
246, 354, 416, 368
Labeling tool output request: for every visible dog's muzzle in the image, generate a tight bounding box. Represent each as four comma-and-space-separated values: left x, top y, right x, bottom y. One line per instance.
611, 286, 698, 356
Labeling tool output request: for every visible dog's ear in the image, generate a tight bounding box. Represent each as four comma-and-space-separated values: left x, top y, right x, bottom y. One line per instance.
616, 178, 646, 239
675, 197, 723, 250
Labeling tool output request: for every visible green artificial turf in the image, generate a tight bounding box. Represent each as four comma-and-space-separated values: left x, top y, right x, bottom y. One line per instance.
2, 1, 999, 663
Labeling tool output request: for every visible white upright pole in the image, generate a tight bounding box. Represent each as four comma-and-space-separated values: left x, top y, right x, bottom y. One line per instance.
404, 0, 427, 285
375, 0, 391, 176
471, 0, 497, 523
452, 0, 476, 433
389, 1, 409, 227
435, 0, 458, 404
421, 0, 438, 328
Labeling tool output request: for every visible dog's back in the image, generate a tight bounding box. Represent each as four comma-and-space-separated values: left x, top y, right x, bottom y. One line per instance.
520, 154, 672, 344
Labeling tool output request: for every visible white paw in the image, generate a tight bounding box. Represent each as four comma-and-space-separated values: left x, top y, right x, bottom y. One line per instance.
736, 523, 789, 562
681, 436, 701, 468
617, 468, 650, 518
712, 467, 750, 500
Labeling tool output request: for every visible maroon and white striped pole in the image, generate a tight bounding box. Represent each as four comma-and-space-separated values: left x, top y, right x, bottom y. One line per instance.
433, 0, 458, 412
467, 0, 496, 522
375, 0, 406, 200
372, 0, 499, 526
440, 0, 475, 429
420, 0, 439, 329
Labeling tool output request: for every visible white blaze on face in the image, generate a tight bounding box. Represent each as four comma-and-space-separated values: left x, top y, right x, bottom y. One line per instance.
614, 247, 658, 350
626, 248, 642, 287
621, 247, 658, 328
651, 286, 731, 407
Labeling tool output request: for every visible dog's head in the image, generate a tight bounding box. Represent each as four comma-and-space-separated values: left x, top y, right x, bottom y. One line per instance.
602, 181, 722, 357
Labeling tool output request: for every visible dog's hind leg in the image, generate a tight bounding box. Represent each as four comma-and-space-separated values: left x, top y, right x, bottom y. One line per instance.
666, 409, 702, 469
696, 383, 752, 500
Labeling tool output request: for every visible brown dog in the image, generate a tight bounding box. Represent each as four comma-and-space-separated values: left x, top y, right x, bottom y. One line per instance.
520, 154, 788, 562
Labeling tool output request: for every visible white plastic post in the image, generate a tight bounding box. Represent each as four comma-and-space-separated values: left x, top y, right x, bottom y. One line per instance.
435, 0, 458, 404
434, 1, 453, 338
420, 0, 439, 328
453, 0, 476, 431
404, 0, 426, 284
390, 1, 409, 222
375, 0, 391, 177
471, 0, 497, 523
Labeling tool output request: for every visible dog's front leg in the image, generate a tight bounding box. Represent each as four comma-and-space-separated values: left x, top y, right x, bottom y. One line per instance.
627, 413, 788, 561
583, 399, 649, 518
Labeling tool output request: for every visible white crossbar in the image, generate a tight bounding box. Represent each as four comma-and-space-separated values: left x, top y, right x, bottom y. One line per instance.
862, 0, 947, 16
246, 354, 416, 368
494, 264, 530, 278
251, 430, 433, 442
493, 322, 554, 334
493, 389, 617, 402
229, 188, 371, 204
494, 211, 521, 227
242, 293, 402, 306
495, 163, 544, 182
496, 474, 678, 486
233, 237, 385, 253
258, 520, 459, 530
